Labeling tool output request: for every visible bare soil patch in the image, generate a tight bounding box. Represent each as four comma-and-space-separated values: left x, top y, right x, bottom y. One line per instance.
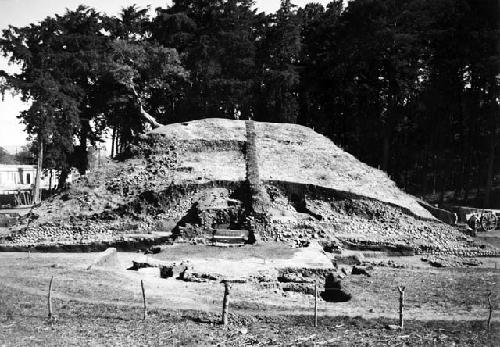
151, 243, 297, 261
0, 250, 499, 345
0, 277, 498, 346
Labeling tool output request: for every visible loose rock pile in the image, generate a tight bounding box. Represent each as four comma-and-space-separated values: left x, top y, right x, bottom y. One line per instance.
421, 255, 483, 267
10, 224, 114, 244
264, 184, 500, 256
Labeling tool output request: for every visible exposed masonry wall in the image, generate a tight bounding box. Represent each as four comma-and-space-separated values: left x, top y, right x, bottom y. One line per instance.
245, 120, 271, 241
245, 120, 260, 200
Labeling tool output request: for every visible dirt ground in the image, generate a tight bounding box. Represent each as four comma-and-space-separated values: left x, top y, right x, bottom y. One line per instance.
0, 246, 499, 346
478, 230, 500, 250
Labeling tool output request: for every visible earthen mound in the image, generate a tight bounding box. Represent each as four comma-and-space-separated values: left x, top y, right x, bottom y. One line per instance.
3, 118, 498, 256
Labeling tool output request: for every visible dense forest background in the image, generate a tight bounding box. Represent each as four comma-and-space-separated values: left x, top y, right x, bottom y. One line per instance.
0, 0, 499, 207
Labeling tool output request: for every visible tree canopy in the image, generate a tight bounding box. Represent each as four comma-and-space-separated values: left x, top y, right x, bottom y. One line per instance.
0, 0, 498, 207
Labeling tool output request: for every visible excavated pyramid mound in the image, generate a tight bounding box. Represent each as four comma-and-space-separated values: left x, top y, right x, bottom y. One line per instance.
150, 119, 431, 218
4, 118, 499, 256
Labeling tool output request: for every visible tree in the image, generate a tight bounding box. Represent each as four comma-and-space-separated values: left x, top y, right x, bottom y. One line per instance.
1, 5, 189, 178
0, 6, 109, 188
0, 0, 497, 207
152, 0, 260, 121
409, 0, 500, 205
297, 1, 342, 131
91, 5, 190, 155
96, 39, 189, 154
254, 0, 302, 123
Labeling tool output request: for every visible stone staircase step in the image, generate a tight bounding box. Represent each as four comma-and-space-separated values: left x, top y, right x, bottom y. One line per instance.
213, 229, 249, 237
209, 235, 247, 245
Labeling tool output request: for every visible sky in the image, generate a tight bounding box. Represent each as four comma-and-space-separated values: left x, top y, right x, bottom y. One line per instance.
0, 0, 332, 152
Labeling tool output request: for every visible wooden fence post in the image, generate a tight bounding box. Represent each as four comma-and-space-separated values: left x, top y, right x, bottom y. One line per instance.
314, 280, 318, 327
487, 291, 493, 331
47, 276, 54, 318
141, 280, 147, 320
222, 280, 230, 326
397, 286, 405, 330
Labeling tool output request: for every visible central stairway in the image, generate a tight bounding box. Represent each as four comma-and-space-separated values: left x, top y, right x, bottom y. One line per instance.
210, 229, 249, 246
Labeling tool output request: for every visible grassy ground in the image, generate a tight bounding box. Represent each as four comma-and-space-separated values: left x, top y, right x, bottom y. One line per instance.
0, 251, 499, 345
1, 284, 498, 346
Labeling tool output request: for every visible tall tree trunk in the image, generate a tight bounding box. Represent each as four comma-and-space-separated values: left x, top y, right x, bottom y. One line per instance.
111, 126, 116, 158
421, 147, 429, 194
455, 151, 468, 202
456, 83, 469, 203
432, 164, 437, 195
77, 119, 89, 174
48, 170, 53, 194
476, 161, 483, 206
463, 183, 470, 205
33, 136, 43, 204
382, 133, 390, 173
483, 134, 497, 208
439, 175, 446, 207
57, 168, 69, 190
115, 125, 120, 157
130, 85, 163, 128
463, 150, 473, 204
